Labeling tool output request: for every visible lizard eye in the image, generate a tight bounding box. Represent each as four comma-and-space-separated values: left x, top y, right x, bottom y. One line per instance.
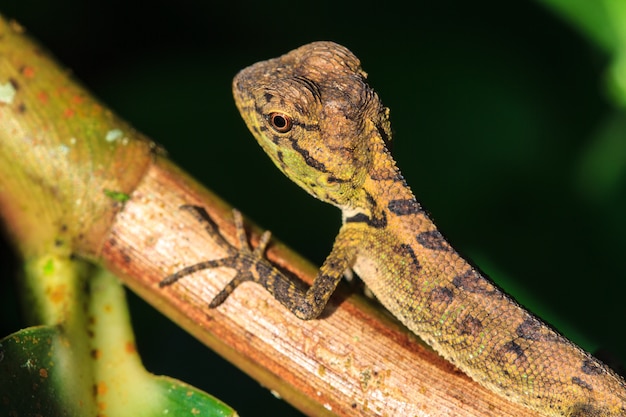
268, 112, 292, 133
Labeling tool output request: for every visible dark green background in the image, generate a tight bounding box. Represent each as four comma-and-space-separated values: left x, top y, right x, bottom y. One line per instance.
1, 1, 625, 415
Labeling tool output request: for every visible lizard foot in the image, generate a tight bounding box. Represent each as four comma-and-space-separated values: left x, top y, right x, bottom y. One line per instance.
159, 205, 274, 308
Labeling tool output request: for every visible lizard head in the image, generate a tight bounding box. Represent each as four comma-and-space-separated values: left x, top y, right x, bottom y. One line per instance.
232, 41, 392, 209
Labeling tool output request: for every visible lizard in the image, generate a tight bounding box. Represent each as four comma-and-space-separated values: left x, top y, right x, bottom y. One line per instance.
160, 41, 626, 416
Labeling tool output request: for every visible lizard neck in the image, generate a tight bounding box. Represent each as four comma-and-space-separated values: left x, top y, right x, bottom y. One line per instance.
342, 141, 420, 229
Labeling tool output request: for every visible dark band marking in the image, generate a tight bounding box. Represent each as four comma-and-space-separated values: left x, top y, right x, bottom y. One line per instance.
516, 317, 560, 343
416, 230, 452, 252
255, 104, 268, 119
429, 286, 453, 307
345, 211, 387, 229
326, 176, 349, 184
365, 191, 378, 209
263, 92, 274, 103
516, 318, 542, 341
288, 138, 327, 172
292, 120, 320, 131
370, 167, 405, 182
346, 191, 387, 228
255, 259, 275, 283
572, 376, 593, 391
452, 270, 495, 295
388, 199, 421, 216
270, 273, 297, 305
581, 359, 604, 376
459, 315, 483, 336
497, 341, 527, 370
311, 274, 336, 304
375, 123, 391, 148
503, 340, 525, 359
397, 243, 421, 272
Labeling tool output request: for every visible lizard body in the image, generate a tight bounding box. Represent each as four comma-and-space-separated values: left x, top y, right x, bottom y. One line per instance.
163, 42, 626, 416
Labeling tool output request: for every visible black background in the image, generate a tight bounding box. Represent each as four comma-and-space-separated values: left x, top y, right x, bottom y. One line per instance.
1, 1, 625, 415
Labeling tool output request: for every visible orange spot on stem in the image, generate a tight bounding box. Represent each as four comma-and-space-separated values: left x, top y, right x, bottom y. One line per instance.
96, 381, 108, 396
37, 91, 49, 104
125, 341, 136, 354
22, 66, 36, 78
48, 284, 66, 304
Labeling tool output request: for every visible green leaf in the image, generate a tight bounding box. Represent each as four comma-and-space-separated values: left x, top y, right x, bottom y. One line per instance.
538, 0, 626, 106
103, 189, 131, 203
1, 264, 236, 417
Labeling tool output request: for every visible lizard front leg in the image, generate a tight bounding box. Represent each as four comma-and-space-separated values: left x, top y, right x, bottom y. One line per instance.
160, 205, 360, 320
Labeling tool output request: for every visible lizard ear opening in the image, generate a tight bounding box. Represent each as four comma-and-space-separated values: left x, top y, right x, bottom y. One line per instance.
268, 112, 293, 133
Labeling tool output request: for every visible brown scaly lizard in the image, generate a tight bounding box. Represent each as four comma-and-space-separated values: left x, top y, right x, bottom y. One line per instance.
160, 42, 626, 416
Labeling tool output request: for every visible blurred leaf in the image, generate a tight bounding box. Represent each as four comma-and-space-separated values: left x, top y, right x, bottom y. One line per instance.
576, 112, 626, 202
539, 0, 619, 51
539, 0, 626, 106
1, 263, 236, 417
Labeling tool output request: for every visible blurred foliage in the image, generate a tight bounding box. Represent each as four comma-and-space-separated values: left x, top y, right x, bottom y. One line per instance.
1, 1, 625, 416
1, 262, 234, 417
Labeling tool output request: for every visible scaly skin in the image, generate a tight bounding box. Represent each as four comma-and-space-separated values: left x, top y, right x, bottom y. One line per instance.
162, 42, 626, 416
